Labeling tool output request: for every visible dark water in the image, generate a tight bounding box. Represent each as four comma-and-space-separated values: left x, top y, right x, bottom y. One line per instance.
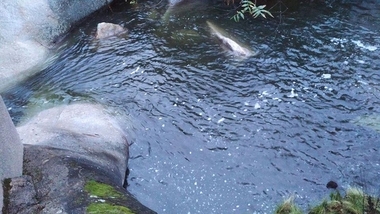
3, 0, 380, 213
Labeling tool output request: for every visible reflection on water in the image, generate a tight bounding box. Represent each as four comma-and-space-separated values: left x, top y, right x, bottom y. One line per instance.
3, 0, 380, 213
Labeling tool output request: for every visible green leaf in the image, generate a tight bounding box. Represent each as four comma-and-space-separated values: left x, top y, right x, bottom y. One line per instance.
262, 10, 274, 18
252, 11, 260, 18
258, 5, 266, 9
239, 11, 245, 19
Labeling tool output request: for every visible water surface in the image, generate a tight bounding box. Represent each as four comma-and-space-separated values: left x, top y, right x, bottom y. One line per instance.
3, 0, 380, 213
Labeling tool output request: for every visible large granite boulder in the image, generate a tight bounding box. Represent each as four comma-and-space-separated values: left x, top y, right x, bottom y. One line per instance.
1, 103, 156, 213
16, 103, 129, 185
0, 0, 115, 93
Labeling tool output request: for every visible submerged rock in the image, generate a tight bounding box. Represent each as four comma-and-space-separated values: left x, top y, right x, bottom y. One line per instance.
96, 22, 127, 39
352, 114, 380, 132
162, 0, 207, 23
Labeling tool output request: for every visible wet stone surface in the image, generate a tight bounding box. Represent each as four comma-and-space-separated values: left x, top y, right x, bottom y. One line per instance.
4, 144, 155, 214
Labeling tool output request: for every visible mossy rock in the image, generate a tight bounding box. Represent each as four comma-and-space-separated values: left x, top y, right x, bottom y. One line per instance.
84, 180, 125, 199
87, 202, 134, 214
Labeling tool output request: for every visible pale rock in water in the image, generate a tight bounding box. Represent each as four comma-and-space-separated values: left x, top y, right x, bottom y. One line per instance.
96, 22, 127, 39
206, 21, 253, 58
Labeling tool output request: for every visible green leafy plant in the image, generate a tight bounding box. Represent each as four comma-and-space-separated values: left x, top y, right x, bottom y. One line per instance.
231, 0, 273, 22
309, 188, 380, 214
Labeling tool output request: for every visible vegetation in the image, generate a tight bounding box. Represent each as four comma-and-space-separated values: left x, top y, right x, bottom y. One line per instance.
276, 188, 380, 214
275, 196, 303, 214
231, 0, 274, 22
85, 180, 135, 213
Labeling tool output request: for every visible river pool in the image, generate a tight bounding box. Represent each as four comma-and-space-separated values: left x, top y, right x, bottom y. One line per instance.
2, 0, 380, 213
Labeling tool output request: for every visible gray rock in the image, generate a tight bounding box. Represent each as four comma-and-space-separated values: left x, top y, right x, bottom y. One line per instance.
0, 96, 23, 211
0, 0, 114, 92
17, 103, 129, 185
96, 22, 127, 39
3, 145, 156, 214
3, 103, 157, 213
2, 176, 41, 214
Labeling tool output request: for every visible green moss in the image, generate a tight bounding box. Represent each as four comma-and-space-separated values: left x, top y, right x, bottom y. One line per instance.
87, 203, 134, 214
84, 180, 124, 199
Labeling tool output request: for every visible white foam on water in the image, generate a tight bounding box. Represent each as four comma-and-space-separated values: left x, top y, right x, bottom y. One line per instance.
322, 74, 331, 79
352, 40, 378, 51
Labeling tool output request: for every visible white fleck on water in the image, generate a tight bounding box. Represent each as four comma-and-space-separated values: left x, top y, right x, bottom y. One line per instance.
131, 66, 140, 74
356, 59, 365, 64
322, 73, 331, 79
288, 88, 298, 98
217, 118, 225, 123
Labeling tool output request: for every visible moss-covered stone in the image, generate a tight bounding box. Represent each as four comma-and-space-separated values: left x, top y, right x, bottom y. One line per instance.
87, 202, 135, 214
84, 180, 125, 199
